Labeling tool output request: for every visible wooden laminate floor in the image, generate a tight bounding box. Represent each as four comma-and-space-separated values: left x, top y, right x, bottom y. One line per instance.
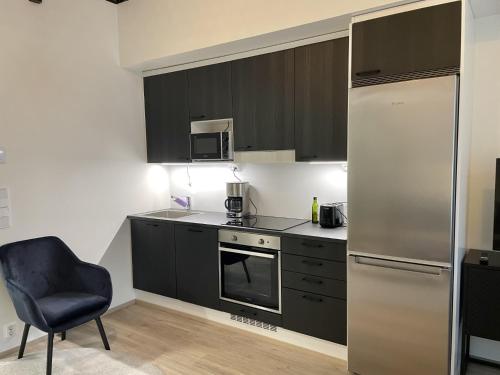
5, 301, 499, 375
22, 302, 347, 375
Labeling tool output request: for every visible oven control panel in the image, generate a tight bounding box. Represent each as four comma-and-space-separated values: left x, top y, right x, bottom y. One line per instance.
218, 229, 280, 250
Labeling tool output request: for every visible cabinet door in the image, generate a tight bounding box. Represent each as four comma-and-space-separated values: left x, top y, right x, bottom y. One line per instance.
232, 49, 294, 151
175, 224, 219, 309
144, 71, 190, 163
282, 288, 346, 344
130, 220, 176, 298
294, 38, 348, 162
188, 62, 232, 121
351, 1, 461, 84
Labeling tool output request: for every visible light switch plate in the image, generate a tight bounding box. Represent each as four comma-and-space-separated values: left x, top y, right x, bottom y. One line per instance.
0, 216, 10, 230
0, 187, 10, 229
0, 148, 5, 163
0, 187, 8, 207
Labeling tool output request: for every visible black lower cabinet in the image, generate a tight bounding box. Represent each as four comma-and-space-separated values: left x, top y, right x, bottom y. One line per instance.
175, 224, 219, 310
130, 220, 177, 298
130, 219, 348, 344
220, 300, 282, 327
282, 288, 346, 344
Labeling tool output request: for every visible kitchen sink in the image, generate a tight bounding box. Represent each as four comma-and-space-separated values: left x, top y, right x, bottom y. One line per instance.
143, 210, 199, 219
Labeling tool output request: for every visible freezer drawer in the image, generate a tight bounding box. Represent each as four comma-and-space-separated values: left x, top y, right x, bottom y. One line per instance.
348, 255, 451, 375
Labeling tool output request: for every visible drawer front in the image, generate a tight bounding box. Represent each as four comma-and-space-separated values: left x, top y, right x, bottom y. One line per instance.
282, 236, 346, 261
282, 288, 346, 344
282, 254, 346, 281
220, 300, 282, 327
282, 271, 346, 299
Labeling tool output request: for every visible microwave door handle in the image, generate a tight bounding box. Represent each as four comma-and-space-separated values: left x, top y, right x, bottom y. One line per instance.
219, 247, 276, 259
220, 132, 224, 159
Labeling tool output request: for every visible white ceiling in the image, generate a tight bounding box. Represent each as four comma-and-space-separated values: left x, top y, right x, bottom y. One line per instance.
470, 0, 500, 18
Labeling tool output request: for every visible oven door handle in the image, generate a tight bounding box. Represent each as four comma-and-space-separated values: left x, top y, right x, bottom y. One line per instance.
219, 247, 276, 259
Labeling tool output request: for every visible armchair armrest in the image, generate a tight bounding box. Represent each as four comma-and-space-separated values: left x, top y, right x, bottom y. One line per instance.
5, 279, 49, 331
74, 261, 113, 303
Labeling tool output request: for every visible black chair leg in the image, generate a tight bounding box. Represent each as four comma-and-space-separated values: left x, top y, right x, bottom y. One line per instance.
61, 331, 66, 341
47, 332, 54, 375
95, 317, 110, 350
18, 323, 30, 359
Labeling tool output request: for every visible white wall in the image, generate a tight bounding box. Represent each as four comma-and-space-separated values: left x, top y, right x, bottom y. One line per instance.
467, 14, 500, 251
168, 163, 347, 218
466, 13, 500, 362
0, 0, 167, 353
117, 0, 403, 69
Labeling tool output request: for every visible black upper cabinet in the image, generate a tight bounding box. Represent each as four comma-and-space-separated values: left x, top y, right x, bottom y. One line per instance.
294, 38, 348, 162
130, 220, 177, 298
188, 62, 232, 121
231, 50, 294, 151
175, 224, 219, 310
351, 1, 461, 84
144, 71, 190, 163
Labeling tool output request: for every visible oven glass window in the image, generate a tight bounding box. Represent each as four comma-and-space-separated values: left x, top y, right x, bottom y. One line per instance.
220, 250, 279, 310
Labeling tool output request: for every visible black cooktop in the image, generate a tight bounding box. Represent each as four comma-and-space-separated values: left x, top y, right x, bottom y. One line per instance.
224, 215, 309, 231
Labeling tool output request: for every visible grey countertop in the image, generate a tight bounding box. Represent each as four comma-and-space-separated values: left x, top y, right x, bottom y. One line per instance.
128, 209, 347, 242
285, 221, 347, 241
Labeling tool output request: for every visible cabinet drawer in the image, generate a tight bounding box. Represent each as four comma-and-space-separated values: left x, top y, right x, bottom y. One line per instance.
282, 271, 346, 299
282, 288, 346, 344
282, 236, 346, 261
282, 254, 346, 281
220, 300, 282, 327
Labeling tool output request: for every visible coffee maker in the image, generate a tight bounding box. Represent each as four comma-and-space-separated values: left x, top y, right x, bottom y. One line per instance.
225, 182, 250, 219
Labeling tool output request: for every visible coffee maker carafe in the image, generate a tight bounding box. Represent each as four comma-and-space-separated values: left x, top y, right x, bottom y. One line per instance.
225, 182, 250, 219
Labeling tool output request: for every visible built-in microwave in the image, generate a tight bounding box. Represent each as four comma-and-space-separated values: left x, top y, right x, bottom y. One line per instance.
190, 119, 234, 162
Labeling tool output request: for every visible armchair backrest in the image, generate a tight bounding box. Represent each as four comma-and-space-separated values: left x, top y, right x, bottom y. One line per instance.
0, 236, 80, 299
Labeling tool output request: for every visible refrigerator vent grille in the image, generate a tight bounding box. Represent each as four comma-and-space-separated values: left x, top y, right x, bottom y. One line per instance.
230, 314, 277, 332
352, 67, 460, 87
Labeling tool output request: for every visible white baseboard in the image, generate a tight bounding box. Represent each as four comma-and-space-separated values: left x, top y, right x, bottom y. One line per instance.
135, 290, 347, 361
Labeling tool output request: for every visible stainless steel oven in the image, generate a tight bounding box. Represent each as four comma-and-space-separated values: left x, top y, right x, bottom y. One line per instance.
190, 119, 234, 162
218, 230, 281, 314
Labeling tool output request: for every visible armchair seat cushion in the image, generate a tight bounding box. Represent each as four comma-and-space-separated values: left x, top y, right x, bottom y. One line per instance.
37, 292, 108, 327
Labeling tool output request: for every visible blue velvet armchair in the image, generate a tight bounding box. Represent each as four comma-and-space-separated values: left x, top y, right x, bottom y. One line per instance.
0, 236, 113, 375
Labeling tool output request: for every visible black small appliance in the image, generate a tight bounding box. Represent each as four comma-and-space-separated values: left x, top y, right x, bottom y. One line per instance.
320, 203, 345, 228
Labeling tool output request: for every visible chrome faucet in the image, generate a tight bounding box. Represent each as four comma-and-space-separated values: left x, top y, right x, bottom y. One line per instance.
171, 195, 191, 210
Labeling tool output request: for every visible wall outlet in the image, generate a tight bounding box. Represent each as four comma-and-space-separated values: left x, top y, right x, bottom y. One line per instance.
3, 322, 16, 339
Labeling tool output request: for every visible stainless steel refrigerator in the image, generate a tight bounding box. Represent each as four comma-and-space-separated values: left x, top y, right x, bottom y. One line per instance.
347, 75, 458, 375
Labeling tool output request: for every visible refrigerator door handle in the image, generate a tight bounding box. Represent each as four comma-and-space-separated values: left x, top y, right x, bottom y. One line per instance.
353, 256, 446, 276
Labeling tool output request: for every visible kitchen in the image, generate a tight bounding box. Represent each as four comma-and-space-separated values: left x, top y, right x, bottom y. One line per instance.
1, 0, 499, 375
